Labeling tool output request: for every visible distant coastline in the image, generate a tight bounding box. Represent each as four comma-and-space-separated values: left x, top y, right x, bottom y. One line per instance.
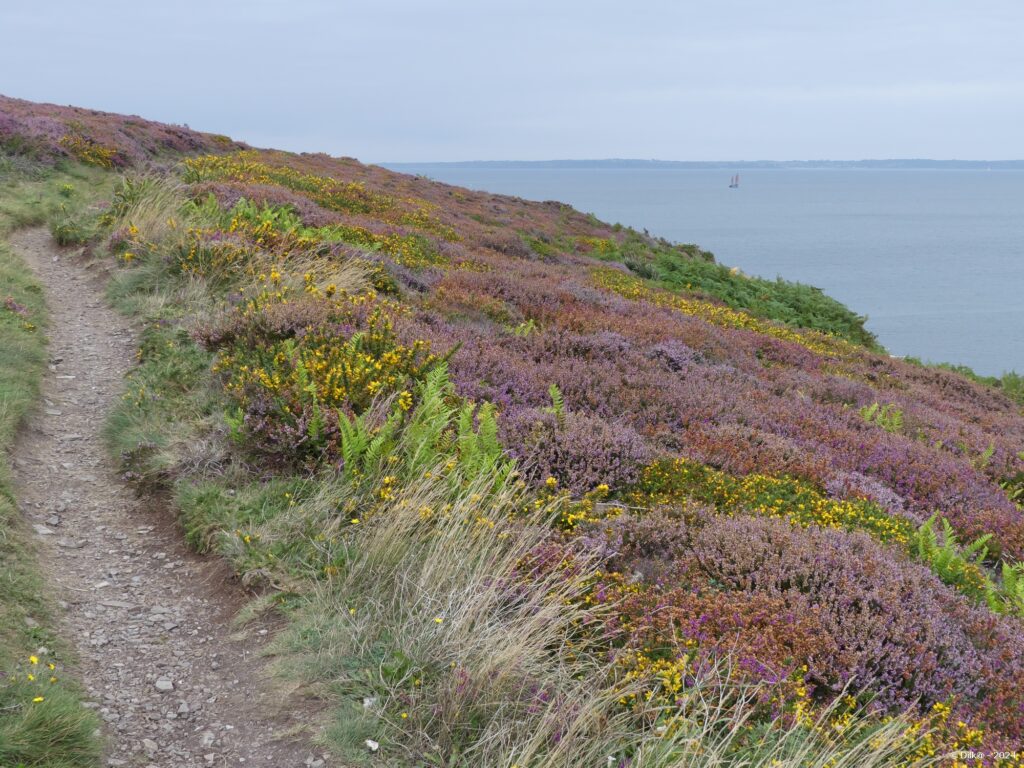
383, 158, 1024, 170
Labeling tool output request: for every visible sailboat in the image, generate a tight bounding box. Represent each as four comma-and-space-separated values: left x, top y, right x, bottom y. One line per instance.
729, 173, 740, 189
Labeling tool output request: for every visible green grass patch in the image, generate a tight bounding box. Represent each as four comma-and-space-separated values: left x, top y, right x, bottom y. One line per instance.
905, 356, 1024, 407
103, 322, 221, 488
583, 230, 880, 349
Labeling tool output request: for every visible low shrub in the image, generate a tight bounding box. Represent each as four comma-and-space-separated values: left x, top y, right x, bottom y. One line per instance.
502, 407, 650, 495
628, 458, 914, 545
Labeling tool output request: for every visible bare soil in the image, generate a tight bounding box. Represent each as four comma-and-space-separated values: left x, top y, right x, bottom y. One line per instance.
9, 228, 329, 768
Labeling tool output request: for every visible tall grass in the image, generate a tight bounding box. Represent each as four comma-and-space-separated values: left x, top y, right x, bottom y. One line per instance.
275, 473, 936, 767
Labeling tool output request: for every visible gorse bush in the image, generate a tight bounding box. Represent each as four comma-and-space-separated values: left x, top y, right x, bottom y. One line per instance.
629, 458, 915, 545
212, 294, 439, 469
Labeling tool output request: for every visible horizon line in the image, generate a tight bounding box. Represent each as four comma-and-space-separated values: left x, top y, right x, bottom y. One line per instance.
381, 157, 1024, 166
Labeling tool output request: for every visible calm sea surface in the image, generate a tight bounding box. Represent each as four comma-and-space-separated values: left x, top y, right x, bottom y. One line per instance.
385, 166, 1024, 377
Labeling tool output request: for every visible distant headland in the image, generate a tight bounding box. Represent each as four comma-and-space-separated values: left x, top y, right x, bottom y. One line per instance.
384, 158, 1024, 170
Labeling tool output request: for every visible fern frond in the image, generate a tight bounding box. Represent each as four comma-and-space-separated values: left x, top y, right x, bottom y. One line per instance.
548, 383, 565, 429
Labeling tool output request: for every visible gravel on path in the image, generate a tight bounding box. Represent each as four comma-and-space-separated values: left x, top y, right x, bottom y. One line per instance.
10, 228, 330, 768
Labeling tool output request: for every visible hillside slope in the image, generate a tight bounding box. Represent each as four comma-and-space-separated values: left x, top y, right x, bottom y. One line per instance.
3, 94, 1024, 766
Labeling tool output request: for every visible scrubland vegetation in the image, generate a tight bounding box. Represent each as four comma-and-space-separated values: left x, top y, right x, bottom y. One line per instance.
3, 93, 1024, 766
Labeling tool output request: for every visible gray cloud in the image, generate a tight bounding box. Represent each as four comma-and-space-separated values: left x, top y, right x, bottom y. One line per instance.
2, 0, 1021, 161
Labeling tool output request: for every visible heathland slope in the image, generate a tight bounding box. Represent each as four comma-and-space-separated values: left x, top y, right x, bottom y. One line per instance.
2, 94, 1024, 766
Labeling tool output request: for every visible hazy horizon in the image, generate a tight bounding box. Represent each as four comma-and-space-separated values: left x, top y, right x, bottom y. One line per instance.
383, 157, 1024, 164
2, 1, 1022, 163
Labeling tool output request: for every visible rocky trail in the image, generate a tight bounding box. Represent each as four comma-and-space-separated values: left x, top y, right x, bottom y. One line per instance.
9, 228, 328, 768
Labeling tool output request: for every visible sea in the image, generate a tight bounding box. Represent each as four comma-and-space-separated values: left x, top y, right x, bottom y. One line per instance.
383, 165, 1024, 378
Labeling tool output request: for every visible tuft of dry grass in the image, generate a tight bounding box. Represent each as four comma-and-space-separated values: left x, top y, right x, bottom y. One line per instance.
271, 473, 938, 767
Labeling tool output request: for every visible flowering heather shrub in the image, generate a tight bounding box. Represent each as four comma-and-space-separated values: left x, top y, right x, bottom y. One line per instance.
0, 94, 243, 166
478, 230, 536, 259
575, 506, 701, 583
686, 516, 1013, 717
400, 265, 1024, 555
376, 257, 444, 295
183, 151, 458, 240
955, 606, 1024, 743
3, 296, 30, 318
501, 408, 650, 496
683, 423, 836, 481
569, 509, 1024, 744
607, 584, 838, 697
824, 470, 911, 520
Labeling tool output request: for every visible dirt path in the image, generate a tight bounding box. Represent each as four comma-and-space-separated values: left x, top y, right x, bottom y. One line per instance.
9, 228, 329, 768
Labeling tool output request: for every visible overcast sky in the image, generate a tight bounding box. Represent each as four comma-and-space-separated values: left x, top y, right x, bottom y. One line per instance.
2, 1, 1022, 162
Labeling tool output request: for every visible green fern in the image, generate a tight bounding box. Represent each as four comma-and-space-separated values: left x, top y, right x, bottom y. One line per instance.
293, 353, 324, 445
859, 402, 903, 433
511, 318, 536, 337
546, 383, 566, 429
973, 442, 996, 471
912, 514, 992, 605
455, 401, 514, 491
992, 562, 1024, 616
362, 412, 401, 477
332, 363, 516, 497
223, 407, 246, 442
403, 364, 456, 476
337, 410, 370, 474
